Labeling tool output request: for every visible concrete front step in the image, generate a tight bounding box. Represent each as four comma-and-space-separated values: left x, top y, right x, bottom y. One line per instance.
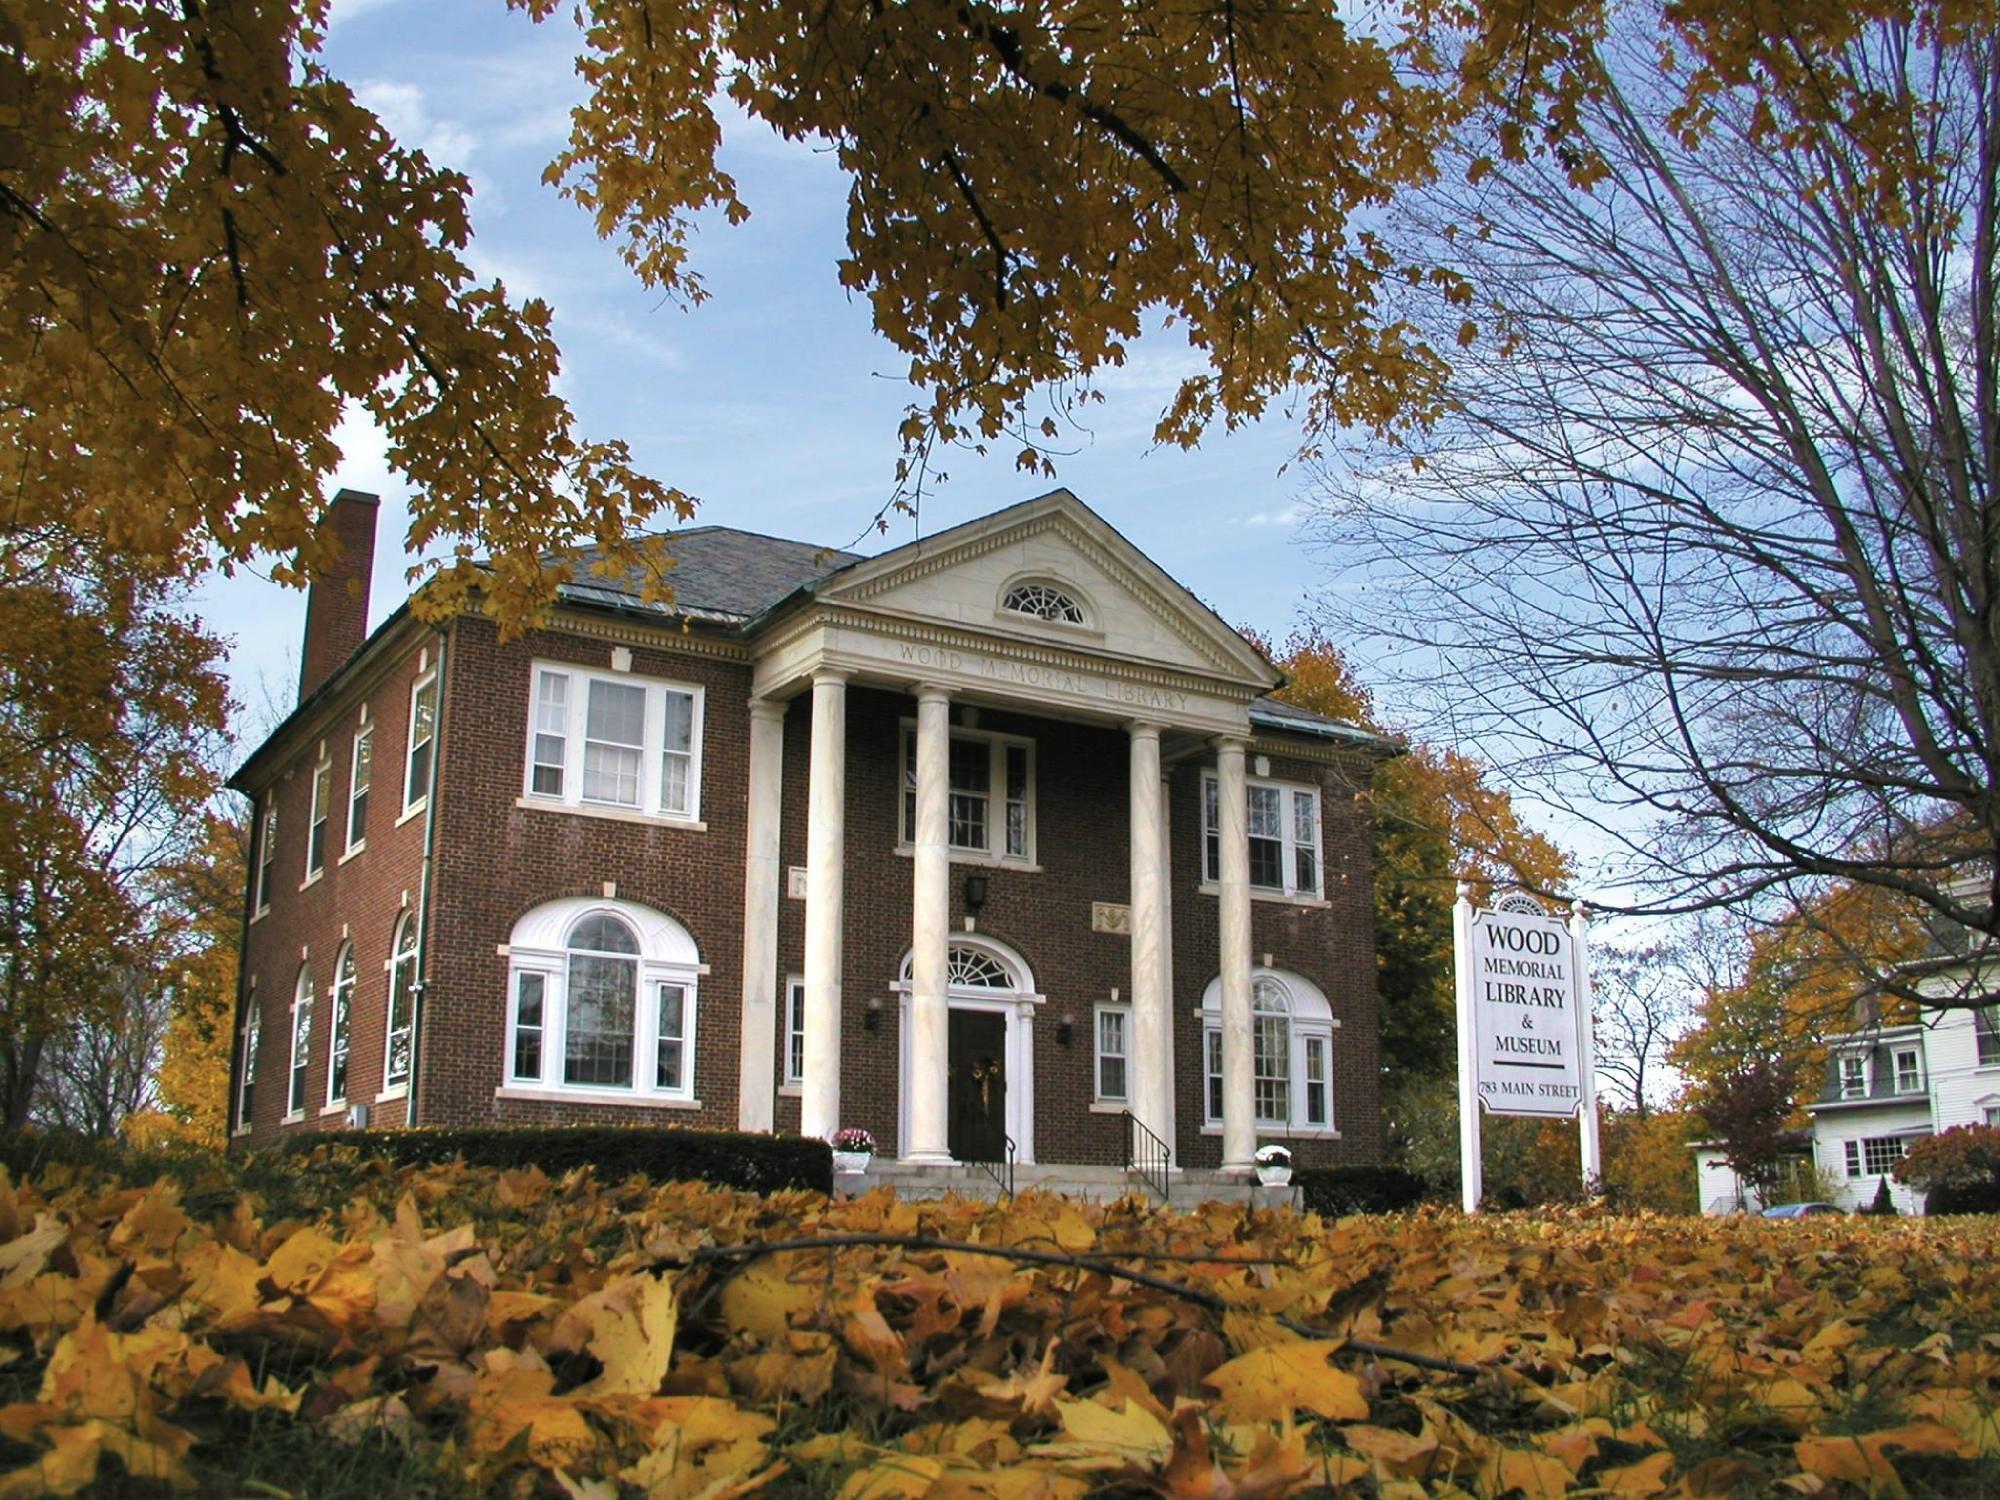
840, 1159, 1300, 1207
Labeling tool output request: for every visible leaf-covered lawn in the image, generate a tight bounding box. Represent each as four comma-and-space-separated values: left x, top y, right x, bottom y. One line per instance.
0, 1152, 1997, 1497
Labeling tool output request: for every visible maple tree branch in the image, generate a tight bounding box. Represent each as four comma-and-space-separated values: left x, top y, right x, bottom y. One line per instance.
938, 149, 1009, 309
957, 9, 1188, 193
676, 1233, 1483, 1377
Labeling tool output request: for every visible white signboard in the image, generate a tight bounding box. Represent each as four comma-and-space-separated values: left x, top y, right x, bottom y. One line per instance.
1452, 888, 1600, 1212
1469, 903, 1583, 1118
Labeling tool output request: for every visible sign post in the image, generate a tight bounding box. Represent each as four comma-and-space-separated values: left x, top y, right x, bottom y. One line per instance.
1453, 887, 1599, 1210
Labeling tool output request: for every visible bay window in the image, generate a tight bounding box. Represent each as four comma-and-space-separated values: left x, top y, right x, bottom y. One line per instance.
522, 663, 704, 821
502, 898, 703, 1104
1201, 970, 1338, 1135
899, 724, 1034, 862
1202, 771, 1322, 899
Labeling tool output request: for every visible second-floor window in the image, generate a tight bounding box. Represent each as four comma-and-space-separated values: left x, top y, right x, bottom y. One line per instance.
254, 803, 277, 915
405, 670, 438, 813
305, 758, 332, 879
1980, 1006, 2000, 1067
522, 663, 704, 821
899, 725, 1034, 862
347, 726, 372, 854
1202, 772, 1323, 899
1893, 1047, 1922, 1094
1839, 1053, 1868, 1099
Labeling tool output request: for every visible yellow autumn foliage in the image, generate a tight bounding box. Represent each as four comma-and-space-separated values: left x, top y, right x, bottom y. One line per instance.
0, 1151, 1994, 1495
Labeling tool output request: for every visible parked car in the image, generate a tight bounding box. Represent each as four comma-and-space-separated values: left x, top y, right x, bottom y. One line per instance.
1759, 1202, 1846, 1219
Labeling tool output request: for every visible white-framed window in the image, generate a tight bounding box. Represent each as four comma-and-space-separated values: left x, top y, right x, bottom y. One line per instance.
305, 758, 332, 879
326, 944, 354, 1107
384, 913, 418, 1093
1000, 579, 1087, 626
1893, 1047, 1922, 1094
1985, 1106, 2000, 1128
1094, 1003, 1129, 1103
346, 725, 372, 854
1201, 970, 1338, 1134
899, 725, 1034, 862
1838, 1052, 1869, 1099
503, 898, 703, 1102
784, 976, 806, 1088
287, 964, 314, 1118
1847, 1136, 1914, 1177
1979, 1006, 2000, 1067
404, 669, 438, 813
254, 802, 277, 915
521, 663, 704, 821
1201, 771, 1322, 898
236, 993, 260, 1131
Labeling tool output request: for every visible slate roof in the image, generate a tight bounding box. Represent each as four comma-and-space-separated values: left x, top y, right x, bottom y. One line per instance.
559, 523, 1389, 749
560, 526, 863, 623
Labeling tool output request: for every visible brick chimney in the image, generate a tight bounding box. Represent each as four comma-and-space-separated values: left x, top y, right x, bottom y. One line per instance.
298, 488, 380, 702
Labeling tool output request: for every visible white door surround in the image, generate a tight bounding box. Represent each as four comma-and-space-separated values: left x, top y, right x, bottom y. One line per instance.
894, 937, 1042, 1164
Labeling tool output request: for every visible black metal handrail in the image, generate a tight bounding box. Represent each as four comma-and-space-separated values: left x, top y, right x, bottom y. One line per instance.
969, 1134, 1016, 1199
1122, 1111, 1171, 1205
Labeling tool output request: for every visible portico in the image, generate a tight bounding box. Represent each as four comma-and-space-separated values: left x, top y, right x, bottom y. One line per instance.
733, 493, 1279, 1174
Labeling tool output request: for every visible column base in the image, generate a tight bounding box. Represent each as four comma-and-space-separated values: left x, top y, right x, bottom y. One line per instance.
900, 1151, 957, 1166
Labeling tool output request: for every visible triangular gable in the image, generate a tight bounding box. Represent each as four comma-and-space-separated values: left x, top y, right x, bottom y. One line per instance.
812, 490, 1279, 689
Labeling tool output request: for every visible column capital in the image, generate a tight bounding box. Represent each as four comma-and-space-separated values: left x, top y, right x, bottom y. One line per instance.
748, 697, 788, 725
812, 667, 849, 688
912, 681, 954, 705
1125, 719, 1166, 740
1210, 734, 1250, 757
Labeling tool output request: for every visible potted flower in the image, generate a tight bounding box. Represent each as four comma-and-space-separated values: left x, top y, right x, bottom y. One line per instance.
830, 1128, 876, 1176
1254, 1143, 1293, 1187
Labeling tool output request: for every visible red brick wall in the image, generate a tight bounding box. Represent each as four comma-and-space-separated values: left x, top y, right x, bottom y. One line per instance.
235, 613, 1384, 1172
234, 632, 442, 1145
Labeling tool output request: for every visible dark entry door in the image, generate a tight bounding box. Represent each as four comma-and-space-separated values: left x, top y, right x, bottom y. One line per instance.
947, 1010, 1007, 1162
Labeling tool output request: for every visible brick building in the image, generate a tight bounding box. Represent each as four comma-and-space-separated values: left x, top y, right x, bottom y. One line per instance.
227, 488, 1392, 1187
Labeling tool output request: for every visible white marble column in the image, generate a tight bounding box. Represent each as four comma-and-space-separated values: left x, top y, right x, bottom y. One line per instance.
1128, 722, 1173, 1157
1214, 737, 1256, 1170
736, 699, 786, 1132
906, 685, 954, 1162
800, 670, 847, 1142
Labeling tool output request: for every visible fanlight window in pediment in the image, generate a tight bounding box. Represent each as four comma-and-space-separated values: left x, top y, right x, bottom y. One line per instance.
1001, 580, 1086, 626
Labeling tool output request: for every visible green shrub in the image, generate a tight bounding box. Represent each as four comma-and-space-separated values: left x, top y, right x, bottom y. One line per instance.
280, 1124, 832, 1195
1866, 1176, 1897, 1216
1296, 1164, 1429, 1216
1925, 1177, 2000, 1214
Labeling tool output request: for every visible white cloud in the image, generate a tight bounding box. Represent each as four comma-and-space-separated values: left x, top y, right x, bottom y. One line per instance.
326, 0, 408, 28
354, 79, 479, 170
1241, 503, 1305, 528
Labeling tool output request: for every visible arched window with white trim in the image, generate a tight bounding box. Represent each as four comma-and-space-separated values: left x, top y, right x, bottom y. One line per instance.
326, 944, 355, 1108
895, 938, 1035, 996
503, 898, 703, 1103
1201, 968, 1338, 1135
287, 964, 314, 1119
999, 578, 1090, 627
384, 914, 418, 1094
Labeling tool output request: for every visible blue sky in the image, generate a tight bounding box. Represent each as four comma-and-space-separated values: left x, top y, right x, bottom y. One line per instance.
196, 0, 1331, 728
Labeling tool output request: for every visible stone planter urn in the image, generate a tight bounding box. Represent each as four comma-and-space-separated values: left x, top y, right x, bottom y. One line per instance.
832, 1150, 871, 1176
1256, 1164, 1293, 1188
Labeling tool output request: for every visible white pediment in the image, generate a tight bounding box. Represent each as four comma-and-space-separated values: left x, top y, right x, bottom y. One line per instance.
814, 490, 1277, 688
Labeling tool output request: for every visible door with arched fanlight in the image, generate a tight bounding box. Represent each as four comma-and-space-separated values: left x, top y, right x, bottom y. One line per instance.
894, 936, 1042, 1164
